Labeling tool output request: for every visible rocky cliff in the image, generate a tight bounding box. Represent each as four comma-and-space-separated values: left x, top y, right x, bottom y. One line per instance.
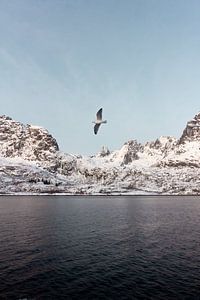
0, 115, 77, 175
0, 115, 58, 161
1, 113, 200, 195
179, 112, 200, 144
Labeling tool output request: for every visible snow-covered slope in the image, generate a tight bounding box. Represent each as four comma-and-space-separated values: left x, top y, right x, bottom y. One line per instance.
0, 115, 77, 174
1, 113, 200, 194
0, 115, 58, 160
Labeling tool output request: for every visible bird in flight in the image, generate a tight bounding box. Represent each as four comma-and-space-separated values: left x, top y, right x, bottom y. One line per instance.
93, 108, 107, 135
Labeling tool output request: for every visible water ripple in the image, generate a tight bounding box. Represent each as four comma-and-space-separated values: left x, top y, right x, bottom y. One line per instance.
0, 196, 200, 299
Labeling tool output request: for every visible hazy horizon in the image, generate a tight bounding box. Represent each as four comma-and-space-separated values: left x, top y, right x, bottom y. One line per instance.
1, 0, 200, 155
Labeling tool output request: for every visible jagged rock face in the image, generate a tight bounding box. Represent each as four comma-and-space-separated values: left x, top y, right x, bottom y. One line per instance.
0, 115, 59, 162
3, 112, 200, 195
145, 136, 176, 150
122, 140, 143, 164
112, 140, 143, 165
0, 115, 78, 176
144, 136, 177, 157
179, 112, 200, 144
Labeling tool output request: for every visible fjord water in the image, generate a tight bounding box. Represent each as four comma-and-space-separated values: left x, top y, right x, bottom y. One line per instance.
0, 196, 200, 299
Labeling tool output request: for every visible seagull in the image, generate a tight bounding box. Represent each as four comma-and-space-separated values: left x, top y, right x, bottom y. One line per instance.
93, 108, 107, 135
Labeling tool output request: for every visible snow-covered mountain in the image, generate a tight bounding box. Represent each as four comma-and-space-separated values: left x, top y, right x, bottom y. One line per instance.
1, 113, 200, 194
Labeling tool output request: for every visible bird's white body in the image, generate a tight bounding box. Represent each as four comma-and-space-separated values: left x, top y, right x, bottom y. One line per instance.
93, 120, 107, 125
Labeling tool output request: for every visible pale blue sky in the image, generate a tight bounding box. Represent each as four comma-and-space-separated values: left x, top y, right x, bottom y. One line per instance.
0, 0, 200, 155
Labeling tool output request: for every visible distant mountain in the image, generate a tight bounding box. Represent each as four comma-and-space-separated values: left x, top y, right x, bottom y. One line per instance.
179, 112, 200, 144
1, 113, 200, 194
0, 115, 58, 161
0, 115, 77, 174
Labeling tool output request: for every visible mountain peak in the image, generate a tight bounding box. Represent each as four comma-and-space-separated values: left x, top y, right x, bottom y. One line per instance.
179, 112, 200, 144
1, 113, 200, 194
0, 115, 59, 161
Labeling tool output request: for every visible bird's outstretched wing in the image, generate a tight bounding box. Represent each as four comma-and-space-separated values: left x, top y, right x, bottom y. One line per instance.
96, 108, 102, 120
94, 123, 100, 135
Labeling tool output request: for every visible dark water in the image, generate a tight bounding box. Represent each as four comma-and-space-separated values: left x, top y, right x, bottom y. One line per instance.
1, 196, 200, 299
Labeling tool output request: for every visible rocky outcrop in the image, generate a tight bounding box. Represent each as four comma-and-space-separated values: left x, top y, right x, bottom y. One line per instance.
145, 136, 176, 152
179, 112, 200, 144
122, 140, 143, 164
1, 112, 200, 195
0, 115, 77, 175
0, 115, 59, 161
144, 136, 177, 160
110, 140, 143, 165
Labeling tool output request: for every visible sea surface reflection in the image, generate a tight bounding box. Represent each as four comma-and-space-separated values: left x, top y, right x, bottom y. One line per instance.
0, 195, 200, 299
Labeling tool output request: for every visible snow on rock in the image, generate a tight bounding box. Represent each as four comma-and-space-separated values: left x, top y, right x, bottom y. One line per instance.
179, 112, 200, 144
144, 136, 176, 156
0, 115, 58, 161
110, 140, 143, 165
1, 113, 200, 195
157, 113, 200, 168
0, 156, 71, 194
0, 115, 77, 175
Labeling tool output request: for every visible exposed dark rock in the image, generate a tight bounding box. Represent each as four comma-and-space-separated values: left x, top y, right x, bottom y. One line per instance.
0, 115, 59, 162
1, 112, 200, 195
179, 112, 200, 144
122, 140, 143, 165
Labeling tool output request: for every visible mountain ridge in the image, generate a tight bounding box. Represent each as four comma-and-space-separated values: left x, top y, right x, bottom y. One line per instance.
1, 113, 200, 194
